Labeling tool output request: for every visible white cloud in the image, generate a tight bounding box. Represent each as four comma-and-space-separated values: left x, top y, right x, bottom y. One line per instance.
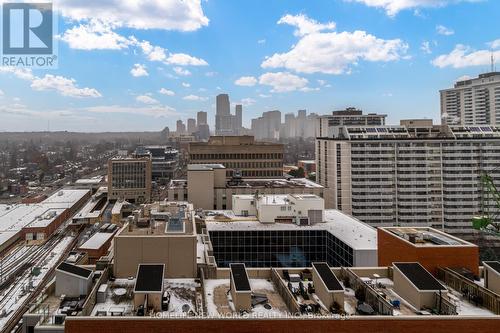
239, 98, 256, 106
130, 64, 149, 77
258, 72, 308, 93
421, 41, 432, 54
456, 75, 471, 82
346, 0, 478, 17
300, 87, 320, 92
136, 94, 160, 105
436, 25, 454, 36
173, 67, 192, 76
432, 43, 500, 68
137, 40, 208, 66
57, 0, 209, 31
182, 82, 191, 88
205, 71, 217, 77
30, 75, 102, 98
85, 105, 176, 117
60, 19, 132, 50
489, 39, 500, 49
259, 93, 271, 98
159, 88, 175, 96
234, 76, 258, 86
183, 94, 207, 101
0, 68, 100, 99
166, 53, 208, 66
258, 39, 266, 44
278, 14, 336, 37
0, 67, 35, 80
262, 15, 408, 75
0, 89, 4, 97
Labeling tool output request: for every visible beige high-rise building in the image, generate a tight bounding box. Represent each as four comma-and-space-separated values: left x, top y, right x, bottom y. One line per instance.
316, 123, 500, 238
188, 136, 284, 178
440, 72, 500, 125
317, 108, 387, 137
108, 156, 152, 203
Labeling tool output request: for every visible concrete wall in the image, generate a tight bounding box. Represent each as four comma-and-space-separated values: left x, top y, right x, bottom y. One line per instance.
134, 292, 162, 312
484, 264, 500, 295
393, 267, 423, 310
187, 170, 214, 210
232, 196, 256, 216
312, 265, 344, 310
113, 235, 197, 278
230, 278, 251, 312
55, 271, 92, 297
354, 249, 378, 268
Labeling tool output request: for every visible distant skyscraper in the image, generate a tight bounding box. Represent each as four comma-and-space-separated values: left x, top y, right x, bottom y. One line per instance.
216, 94, 230, 115
197, 111, 207, 125
176, 120, 186, 134
440, 72, 500, 125
215, 93, 236, 135
251, 110, 281, 140
187, 118, 197, 134
235, 104, 242, 130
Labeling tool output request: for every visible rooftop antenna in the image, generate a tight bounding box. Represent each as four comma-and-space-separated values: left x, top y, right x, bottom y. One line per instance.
491, 53, 495, 72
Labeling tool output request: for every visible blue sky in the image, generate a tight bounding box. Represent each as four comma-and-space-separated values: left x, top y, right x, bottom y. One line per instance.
1, 0, 499, 132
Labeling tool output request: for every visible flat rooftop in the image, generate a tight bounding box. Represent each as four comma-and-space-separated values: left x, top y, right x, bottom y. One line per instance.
205, 209, 376, 250
168, 178, 323, 189
91, 278, 199, 316
382, 227, 474, 247
187, 164, 225, 171
78, 232, 115, 250
118, 201, 194, 236
41, 189, 90, 207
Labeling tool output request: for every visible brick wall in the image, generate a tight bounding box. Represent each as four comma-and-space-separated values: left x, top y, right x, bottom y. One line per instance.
65, 317, 500, 333
377, 229, 479, 276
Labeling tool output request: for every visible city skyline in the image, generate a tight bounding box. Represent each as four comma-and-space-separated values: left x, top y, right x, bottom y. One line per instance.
0, 0, 500, 132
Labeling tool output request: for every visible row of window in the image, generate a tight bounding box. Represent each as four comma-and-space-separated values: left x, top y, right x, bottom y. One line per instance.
190, 153, 283, 160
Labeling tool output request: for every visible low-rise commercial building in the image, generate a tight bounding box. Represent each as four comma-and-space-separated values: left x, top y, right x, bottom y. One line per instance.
188, 136, 284, 178
377, 226, 479, 276
113, 201, 197, 278
167, 164, 324, 210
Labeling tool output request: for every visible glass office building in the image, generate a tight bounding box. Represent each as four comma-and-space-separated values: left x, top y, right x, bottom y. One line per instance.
209, 229, 354, 268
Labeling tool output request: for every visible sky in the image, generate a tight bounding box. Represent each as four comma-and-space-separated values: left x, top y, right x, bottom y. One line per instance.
0, 0, 500, 132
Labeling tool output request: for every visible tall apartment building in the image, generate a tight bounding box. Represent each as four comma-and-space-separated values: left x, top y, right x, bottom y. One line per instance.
188, 136, 284, 178
251, 110, 281, 140
316, 123, 500, 238
441, 72, 500, 125
317, 107, 387, 137
108, 156, 152, 203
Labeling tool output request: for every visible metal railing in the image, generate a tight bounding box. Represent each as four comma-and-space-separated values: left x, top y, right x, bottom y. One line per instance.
437, 267, 500, 315
340, 267, 394, 316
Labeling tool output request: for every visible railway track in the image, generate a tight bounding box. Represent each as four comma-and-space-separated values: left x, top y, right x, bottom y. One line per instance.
0, 229, 80, 333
